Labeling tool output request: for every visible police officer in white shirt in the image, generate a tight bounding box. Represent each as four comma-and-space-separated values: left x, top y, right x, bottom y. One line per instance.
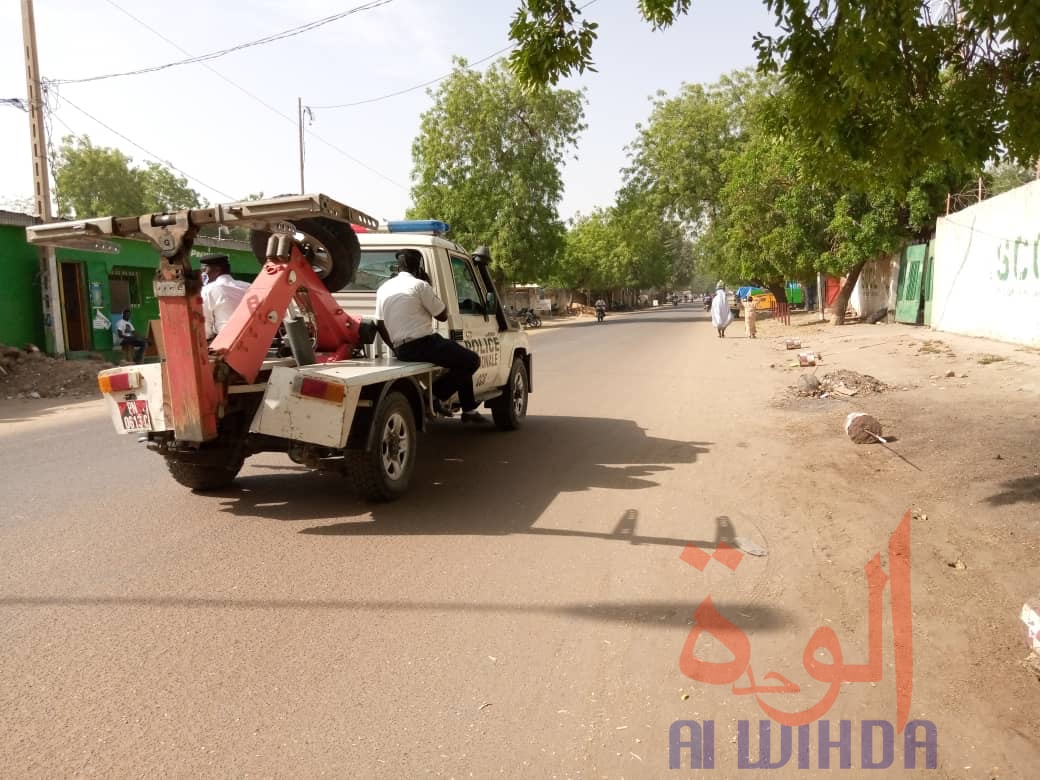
375, 248, 485, 423
200, 254, 250, 340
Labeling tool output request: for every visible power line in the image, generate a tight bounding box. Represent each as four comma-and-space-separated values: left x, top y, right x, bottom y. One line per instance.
1, 97, 28, 111
307, 0, 602, 111
51, 90, 237, 201
309, 44, 515, 110
52, 0, 395, 85
98, 0, 406, 190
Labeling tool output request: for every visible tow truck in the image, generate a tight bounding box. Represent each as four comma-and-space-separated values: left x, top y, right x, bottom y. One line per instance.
26, 194, 532, 501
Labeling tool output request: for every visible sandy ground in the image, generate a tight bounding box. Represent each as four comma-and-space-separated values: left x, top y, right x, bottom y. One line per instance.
0, 306, 1038, 778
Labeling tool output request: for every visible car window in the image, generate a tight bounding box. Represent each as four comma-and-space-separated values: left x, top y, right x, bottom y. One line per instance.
449, 255, 484, 314
340, 250, 400, 292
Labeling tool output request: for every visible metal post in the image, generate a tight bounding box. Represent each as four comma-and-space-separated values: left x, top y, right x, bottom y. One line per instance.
298, 97, 305, 195
817, 271, 824, 322
21, 0, 65, 355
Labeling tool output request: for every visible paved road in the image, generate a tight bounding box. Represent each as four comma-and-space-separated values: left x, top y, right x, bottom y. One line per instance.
0, 305, 996, 777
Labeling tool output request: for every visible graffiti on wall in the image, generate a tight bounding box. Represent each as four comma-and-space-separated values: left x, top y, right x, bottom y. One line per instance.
996, 235, 1040, 295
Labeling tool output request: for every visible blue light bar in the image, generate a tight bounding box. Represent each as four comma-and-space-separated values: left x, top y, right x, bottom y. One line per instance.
387, 219, 450, 235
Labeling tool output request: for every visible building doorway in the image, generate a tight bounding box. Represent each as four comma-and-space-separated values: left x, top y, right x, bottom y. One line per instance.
59, 262, 90, 352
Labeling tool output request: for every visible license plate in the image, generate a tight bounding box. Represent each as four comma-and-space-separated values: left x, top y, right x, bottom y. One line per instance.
117, 399, 152, 432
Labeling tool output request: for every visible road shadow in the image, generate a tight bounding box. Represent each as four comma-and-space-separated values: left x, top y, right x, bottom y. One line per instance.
984, 476, 1040, 506
0, 594, 791, 632
211, 415, 713, 546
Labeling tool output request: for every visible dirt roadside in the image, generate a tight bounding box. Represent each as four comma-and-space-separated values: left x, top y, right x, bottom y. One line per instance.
0, 344, 112, 400
745, 312, 1040, 774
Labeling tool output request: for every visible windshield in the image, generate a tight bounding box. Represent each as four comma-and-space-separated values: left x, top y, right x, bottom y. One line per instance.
340, 249, 399, 292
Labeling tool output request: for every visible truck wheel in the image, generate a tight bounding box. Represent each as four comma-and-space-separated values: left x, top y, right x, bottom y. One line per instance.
491, 358, 529, 430
250, 217, 360, 292
165, 446, 245, 491
345, 391, 416, 501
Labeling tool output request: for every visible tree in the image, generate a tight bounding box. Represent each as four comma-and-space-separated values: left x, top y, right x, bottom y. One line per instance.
508, 1, 1040, 183
54, 135, 201, 218
985, 161, 1036, 197
557, 209, 623, 292
139, 161, 202, 213
622, 70, 772, 227
408, 59, 586, 283
622, 77, 961, 321
707, 120, 835, 299
508, 1, 690, 86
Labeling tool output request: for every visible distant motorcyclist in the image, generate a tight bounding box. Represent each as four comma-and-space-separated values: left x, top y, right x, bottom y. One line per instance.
594, 298, 607, 322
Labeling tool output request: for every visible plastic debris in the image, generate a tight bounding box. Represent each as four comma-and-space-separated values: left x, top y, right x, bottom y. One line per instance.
735, 537, 768, 557
1022, 598, 1040, 654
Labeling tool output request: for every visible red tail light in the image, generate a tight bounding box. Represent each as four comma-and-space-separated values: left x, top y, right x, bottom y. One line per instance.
98, 372, 140, 393
295, 377, 346, 403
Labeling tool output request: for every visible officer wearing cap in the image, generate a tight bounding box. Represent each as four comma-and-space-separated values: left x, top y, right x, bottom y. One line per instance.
374, 248, 485, 422
200, 253, 250, 339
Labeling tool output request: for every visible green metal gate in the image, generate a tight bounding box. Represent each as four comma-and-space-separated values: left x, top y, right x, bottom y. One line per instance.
922, 242, 935, 326
896, 244, 927, 324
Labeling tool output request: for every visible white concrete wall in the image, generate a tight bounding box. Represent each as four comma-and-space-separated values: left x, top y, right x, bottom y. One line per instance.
932, 180, 1040, 347
849, 254, 900, 318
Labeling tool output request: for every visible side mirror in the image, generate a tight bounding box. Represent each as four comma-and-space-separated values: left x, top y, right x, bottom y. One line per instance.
485, 291, 496, 311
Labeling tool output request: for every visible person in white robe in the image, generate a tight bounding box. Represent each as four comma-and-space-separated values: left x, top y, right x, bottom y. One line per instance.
710, 281, 733, 338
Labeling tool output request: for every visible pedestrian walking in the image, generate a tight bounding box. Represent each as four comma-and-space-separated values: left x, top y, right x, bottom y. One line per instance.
744, 295, 758, 339
710, 281, 732, 338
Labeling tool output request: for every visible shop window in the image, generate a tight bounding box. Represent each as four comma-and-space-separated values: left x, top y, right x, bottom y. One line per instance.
109, 269, 143, 311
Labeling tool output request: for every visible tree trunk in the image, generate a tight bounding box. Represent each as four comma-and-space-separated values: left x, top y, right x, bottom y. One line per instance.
764, 281, 788, 304
831, 259, 869, 326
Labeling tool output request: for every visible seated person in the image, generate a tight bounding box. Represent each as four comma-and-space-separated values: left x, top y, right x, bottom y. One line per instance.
374, 249, 485, 423
114, 309, 146, 362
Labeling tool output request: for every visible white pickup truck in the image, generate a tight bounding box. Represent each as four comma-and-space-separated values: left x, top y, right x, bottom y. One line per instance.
26, 195, 532, 501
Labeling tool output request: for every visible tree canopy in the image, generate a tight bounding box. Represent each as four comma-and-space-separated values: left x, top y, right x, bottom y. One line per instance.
408, 58, 586, 283
54, 135, 201, 218
508, 0, 1040, 185
615, 69, 964, 319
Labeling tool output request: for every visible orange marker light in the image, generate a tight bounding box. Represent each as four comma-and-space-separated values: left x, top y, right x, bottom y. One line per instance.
296, 377, 346, 403
98, 372, 138, 393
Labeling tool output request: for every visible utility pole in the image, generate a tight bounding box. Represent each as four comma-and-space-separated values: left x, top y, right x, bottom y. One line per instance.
21, 0, 65, 355
298, 97, 305, 195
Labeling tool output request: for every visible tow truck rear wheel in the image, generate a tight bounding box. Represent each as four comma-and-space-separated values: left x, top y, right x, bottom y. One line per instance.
249, 217, 360, 292
164, 444, 245, 491
490, 357, 529, 430
345, 391, 416, 501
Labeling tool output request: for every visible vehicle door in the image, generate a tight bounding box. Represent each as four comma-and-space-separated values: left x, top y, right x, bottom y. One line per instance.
446, 253, 501, 393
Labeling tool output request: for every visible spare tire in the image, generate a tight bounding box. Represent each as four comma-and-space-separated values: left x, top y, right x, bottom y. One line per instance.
250, 217, 361, 292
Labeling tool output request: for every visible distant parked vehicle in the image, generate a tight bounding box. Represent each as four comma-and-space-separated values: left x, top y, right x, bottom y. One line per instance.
516, 308, 542, 328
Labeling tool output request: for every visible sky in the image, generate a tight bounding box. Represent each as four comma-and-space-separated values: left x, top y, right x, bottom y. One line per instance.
1, 0, 777, 225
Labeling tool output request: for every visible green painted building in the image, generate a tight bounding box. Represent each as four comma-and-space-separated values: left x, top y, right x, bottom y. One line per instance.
0, 210, 257, 359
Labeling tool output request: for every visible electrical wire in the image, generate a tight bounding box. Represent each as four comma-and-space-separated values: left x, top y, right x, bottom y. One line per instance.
52, 0, 395, 85
95, 0, 406, 190
307, 0, 602, 111
51, 90, 237, 202
309, 44, 515, 110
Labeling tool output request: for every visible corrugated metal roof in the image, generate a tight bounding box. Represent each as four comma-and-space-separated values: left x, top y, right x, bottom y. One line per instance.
0, 210, 38, 228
